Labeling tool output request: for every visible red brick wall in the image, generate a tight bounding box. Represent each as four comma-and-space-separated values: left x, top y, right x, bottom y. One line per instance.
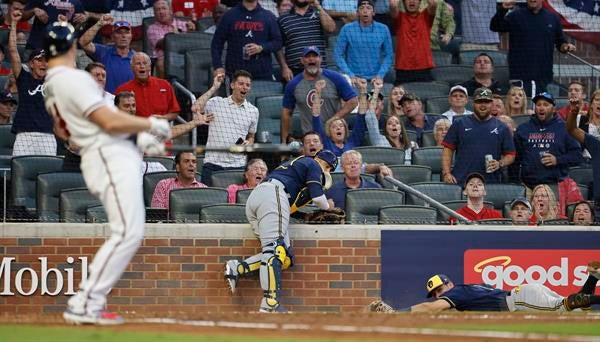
0, 237, 380, 315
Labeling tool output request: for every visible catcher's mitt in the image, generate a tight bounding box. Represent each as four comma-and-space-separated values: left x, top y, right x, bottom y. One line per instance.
304, 208, 345, 224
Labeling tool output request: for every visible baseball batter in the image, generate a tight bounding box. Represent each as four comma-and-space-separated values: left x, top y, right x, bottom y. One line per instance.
42, 21, 171, 325
369, 261, 600, 313
224, 149, 338, 312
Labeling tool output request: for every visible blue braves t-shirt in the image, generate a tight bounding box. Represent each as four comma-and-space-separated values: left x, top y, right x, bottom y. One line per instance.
442, 115, 515, 184
12, 69, 52, 133
91, 45, 135, 93
270, 156, 325, 206
440, 284, 508, 311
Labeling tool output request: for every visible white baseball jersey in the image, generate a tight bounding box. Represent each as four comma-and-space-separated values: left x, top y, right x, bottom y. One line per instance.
44, 66, 127, 153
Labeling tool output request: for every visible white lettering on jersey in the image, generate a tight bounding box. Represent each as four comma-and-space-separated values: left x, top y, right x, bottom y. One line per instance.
28, 84, 46, 96
490, 128, 499, 135
465, 128, 472, 131
245, 30, 253, 38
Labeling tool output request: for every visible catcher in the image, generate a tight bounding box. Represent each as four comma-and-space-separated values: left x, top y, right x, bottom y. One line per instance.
369, 261, 600, 313
224, 149, 338, 312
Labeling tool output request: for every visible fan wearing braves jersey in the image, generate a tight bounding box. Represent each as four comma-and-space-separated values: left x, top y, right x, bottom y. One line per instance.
42, 21, 171, 326
442, 87, 516, 185
223, 149, 337, 312
369, 261, 600, 313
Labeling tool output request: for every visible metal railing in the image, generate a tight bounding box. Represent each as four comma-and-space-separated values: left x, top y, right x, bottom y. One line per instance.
554, 51, 600, 98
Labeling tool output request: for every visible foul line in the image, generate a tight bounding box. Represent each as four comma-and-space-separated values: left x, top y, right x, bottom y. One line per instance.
131, 316, 600, 341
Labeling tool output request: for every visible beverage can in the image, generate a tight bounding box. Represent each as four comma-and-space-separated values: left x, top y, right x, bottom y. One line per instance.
485, 154, 494, 173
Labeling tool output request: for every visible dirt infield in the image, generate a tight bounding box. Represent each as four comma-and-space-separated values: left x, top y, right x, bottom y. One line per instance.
3, 311, 600, 341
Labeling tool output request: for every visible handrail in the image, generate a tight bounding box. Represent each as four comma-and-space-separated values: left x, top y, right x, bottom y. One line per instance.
383, 176, 473, 225
171, 80, 197, 151
566, 52, 600, 73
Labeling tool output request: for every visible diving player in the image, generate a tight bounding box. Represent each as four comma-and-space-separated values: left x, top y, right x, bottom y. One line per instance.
224, 149, 338, 312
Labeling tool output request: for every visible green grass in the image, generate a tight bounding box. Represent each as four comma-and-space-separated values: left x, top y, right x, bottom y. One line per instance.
0, 325, 360, 342
434, 322, 600, 336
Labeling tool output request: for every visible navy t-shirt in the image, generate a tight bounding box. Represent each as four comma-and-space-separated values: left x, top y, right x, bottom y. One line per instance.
270, 155, 325, 207
440, 284, 509, 311
442, 115, 515, 184
584, 134, 600, 214
12, 68, 52, 133
25, 0, 85, 49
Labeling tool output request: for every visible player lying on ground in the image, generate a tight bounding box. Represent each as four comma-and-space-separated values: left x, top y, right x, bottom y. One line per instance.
369, 261, 600, 313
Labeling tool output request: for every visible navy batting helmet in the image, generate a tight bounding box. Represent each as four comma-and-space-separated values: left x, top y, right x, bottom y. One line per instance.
44, 21, 76, 58
315, 149, 338, 170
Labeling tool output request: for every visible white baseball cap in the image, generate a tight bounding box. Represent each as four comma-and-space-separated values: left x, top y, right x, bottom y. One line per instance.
449, 85, 468, 97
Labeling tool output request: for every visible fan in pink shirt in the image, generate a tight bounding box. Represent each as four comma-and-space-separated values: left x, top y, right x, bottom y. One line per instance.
227, 158, 268, 203
151, 151, 207, 208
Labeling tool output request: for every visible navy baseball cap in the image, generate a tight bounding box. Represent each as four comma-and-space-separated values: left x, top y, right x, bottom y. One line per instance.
464, 172, 486, 188
532, 92, 555, 106
357, 0, 375, 7
28, 48, 46, 61
302, 45, 321, 57
113, 20, 131, 31
0, 90, 17, 105
315, 149, 338, 170
426, 274, 451, 298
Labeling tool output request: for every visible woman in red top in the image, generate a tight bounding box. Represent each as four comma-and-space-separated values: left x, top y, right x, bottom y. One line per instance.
529, 184, 564, 224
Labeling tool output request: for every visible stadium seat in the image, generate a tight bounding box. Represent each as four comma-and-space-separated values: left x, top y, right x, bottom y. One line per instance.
386, 165, 432, 185
209, 169, 245, 188
432, 50, 452, 66
542, 218, 570, 225
86, 204, 107, 223
478, 218, 513, 225
406, 130, 417, 144
424, 96, 449, 115
37, 172, 86, 222
400, 81, 449, 100
200, 204, 248, 223
431, 65, 472, 85
406, 182, 462, 206
59, 188, 101, 223
460, 50, 508, 66
195, 17, 213, 32
144, 156, 175, 170
411, 147, 443, 180
493, 65, 509, 87
512, 114, 531, 127
554, 97, 569, 109
569, 166, 592, 189
480, 183, 526, 210
235, 188, 253, 204
346, 188, 404, 224
378, 205, 437, 225
0, 124, 15, 169
245, 81, 284, 105
143, 171, 178, 207
578, 184, 589, 201
330, 172, 376, 185
421, 131, 436, 147
184, 48, 212, 95
256, 95, 284, 144
169, 187, 228, 223
11, 156, 64, 210
164, 31, 213, 81
354, 146, 405, 165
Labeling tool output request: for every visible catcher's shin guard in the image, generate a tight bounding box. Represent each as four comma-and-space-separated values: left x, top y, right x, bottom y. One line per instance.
260, 250, 283, 311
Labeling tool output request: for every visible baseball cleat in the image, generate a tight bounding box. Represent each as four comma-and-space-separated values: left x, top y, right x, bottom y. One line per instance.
588, 261, 600, 280
563, 293, 591, 311
367, 299, 395, 313
224, 259, 240, 294
63, 308, 124, 325
259, 304, 288, 313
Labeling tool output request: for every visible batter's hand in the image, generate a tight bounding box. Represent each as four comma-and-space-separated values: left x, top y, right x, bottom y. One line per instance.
148, 117, 171, 140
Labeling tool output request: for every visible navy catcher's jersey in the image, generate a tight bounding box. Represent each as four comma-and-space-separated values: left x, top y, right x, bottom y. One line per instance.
269, 156, 325, 208
439, 284, 509, 311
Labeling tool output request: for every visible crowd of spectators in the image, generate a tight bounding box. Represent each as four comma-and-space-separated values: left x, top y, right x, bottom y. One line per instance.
0, 0, 598, 225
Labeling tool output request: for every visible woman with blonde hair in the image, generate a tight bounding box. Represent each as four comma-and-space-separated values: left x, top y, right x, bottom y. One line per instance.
505, 86, 532, 116
387, 85, 405, 117
366, 79, 416, 164
529, 184, 564, 224
578, 89, 600, 139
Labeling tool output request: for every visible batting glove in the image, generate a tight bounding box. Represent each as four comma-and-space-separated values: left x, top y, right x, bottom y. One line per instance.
148, 117, 171, 140
137, 132, 166, 156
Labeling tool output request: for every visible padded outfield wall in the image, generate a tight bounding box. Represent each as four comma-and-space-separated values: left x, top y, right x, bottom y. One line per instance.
0, 223, 599, 315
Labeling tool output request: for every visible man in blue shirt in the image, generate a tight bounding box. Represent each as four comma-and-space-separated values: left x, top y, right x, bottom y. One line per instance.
211, 0, 282, 80
400, 93, 435, 146
334, 0, 393, 83
442, 87, 515, 185
326, 150, 381, 209
566, 100, 600, 221
79, 16, 135, 93
490, 0, 575, 96
223, 149, 337, 312
370, 263, 600, 312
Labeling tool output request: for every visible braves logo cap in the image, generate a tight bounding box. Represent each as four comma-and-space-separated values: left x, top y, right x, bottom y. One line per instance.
426, 274, 451, 298
473, 87, 493, 102
532, 92, 555, 106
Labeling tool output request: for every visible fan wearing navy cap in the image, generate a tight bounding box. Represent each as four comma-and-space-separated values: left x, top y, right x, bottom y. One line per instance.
451, 172, 502, 223
223, 149, 337, 312
369, 264, 600, 313
0, 90, 17, 124
508, 197, 533, 225
514, 92, 583, 192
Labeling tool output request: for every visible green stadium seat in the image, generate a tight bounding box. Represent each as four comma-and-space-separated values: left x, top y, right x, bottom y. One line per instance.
169, 187, 228, 223
400, 81, 449, 100
200, 204, 248, 223
256, 95, 284, 144
346, 188, 404, 224
86, 204, 107, 223
37, 172, 86, 222
431, 65, 472, 85
407, 182, 462, 206
235, 188, 253, 204
412, 147, 443, 180
354, 146, 405, 165
479, 183, 526, 210
59, 188, 101, 223
11, 156, 64, 210
386, 165, 432, 185
378, 205, 437, 224
144, 156, 175, 170
209, 169, 245, 188
143, 171, 178, 207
